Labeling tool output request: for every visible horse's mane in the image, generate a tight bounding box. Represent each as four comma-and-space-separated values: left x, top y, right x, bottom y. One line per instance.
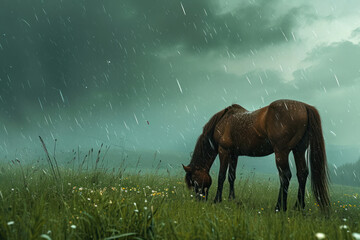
189, 106, 232, 169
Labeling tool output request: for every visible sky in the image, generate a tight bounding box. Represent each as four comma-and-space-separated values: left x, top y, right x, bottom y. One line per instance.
1, 0, 360, 161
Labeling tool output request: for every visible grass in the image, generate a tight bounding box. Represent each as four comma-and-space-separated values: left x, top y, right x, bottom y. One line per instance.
0, 161, 360, 240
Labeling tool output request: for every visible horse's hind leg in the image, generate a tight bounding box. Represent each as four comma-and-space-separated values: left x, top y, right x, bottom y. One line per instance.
228, 155, 238, 200
293, 147, 309, 210
275, 150, 291, 212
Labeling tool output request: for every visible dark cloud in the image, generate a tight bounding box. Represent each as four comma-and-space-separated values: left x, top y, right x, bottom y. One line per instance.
0, 0, 310, 126
124, 0, 313, 53
0, 0, 343, 154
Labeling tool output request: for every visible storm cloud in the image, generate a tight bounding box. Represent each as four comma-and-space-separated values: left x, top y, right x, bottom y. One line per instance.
0, 0, 359, 156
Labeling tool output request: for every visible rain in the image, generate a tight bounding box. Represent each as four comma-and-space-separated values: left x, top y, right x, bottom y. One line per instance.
0, 0, 360, 214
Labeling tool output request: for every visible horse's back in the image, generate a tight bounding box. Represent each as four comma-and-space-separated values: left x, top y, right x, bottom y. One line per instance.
265, 100, 308, 151
215, 105, 273, 156
214, 99, 310, 154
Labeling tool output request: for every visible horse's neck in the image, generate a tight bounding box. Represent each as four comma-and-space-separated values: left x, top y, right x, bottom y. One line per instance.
204, 154, 217, 172
190, 153, 217, 172
190, 134, 218, 172
191, 145, 218, 172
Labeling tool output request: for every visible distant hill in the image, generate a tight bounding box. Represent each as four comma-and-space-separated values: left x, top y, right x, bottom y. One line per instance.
326, 144, 360, 167
2, 143, 357, 180
107, 143, 359, 177
329, 158, 360, 187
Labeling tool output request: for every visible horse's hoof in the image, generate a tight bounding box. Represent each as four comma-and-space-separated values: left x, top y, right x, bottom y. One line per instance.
213, 198, 222, 203
293, 202, 305, 211
275, 206, 287, 212
228, 195, 235, 201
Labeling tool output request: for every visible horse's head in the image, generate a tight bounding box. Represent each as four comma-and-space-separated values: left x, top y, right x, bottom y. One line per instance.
183, 164, 212, 200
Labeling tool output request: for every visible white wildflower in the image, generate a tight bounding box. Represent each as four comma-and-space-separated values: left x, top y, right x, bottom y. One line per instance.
315, 233, 325, 240
352, 233, 360, 240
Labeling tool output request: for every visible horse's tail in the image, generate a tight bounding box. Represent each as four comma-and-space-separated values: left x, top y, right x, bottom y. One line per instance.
306, 105, 330, 211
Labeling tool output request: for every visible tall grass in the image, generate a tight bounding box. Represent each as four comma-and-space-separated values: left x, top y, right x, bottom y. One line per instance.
0, 159, 360, 239
0, 139, 359, 239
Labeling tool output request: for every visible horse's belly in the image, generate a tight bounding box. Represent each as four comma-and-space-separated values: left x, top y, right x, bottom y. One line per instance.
237, 138, 273, 157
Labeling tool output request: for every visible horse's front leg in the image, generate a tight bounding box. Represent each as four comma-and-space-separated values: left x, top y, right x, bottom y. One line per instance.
214, 147, 230, 203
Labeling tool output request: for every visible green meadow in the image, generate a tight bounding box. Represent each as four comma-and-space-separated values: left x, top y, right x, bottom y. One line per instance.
0, 160, 359, 240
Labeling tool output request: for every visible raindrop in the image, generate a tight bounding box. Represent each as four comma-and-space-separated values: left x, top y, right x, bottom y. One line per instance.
59, 90, 65, 103
185, 105, 190, 114
334, 74, 340, 87
3, 125, 8, 135
180, 2, 186, 15
20, 18, 31, 28
280, 29, 288, 41
203, 8, 208, 16
134, 113, 139, 125
223, 65, 227, 72
38, 98, 44, 110
176, 79, 183, 93
246, 76, 252, 85
124, 121, 130, 130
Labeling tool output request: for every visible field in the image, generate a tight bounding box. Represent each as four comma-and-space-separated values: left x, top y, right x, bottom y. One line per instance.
0, 161, 360, 240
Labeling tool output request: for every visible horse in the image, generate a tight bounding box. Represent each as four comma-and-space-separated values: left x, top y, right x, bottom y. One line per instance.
183, 99, 330, 212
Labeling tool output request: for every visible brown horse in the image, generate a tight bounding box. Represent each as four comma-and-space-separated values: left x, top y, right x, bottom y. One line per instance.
183, 99, 330, 211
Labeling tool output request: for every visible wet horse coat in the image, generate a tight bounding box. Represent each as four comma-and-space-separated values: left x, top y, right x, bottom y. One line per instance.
183, 99, 329, 211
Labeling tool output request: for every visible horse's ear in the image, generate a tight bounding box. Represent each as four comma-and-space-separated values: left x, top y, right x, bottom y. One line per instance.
182, 164, 191, 172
